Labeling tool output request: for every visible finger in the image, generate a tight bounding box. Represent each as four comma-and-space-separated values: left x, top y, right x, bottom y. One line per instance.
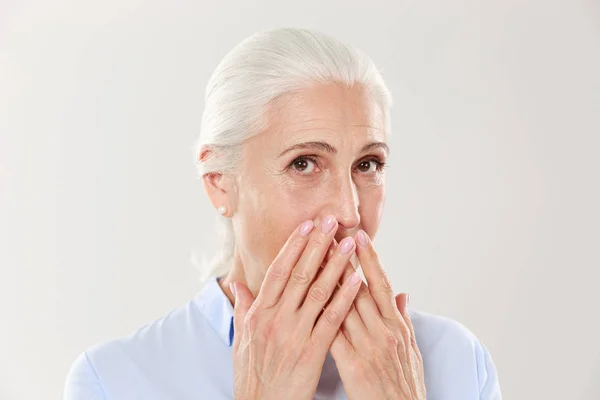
354, 230, 398, 320
311, 268, 362, 351
395, 292, 409, 317
395, 293, 420, 361
281, 215, 338, 310
338, 256, 385, 335
255, 219, 315, 309
323, 238, 374, 339
314, 238, 337, 311
231, 282, 255, 352
330, 327, 354, 361
394, 292, 412, 339
300, 236, 356, 326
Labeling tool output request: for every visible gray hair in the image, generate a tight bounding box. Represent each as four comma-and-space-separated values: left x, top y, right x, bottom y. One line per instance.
191, 27, 392, 283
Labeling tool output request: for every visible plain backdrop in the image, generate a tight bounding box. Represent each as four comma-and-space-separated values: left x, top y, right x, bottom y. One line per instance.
1, 0, 599, 399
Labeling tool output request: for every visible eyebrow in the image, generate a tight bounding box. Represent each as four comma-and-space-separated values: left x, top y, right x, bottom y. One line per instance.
278, 141, 389, 157
361, 141, 390, 155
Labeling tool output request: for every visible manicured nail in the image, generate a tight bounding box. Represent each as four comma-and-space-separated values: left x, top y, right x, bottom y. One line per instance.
340, 236, 355, 254
349, 271, 361, 285
321, 215, 336, 233
300, 220, 314, 236
357, 230, 370, 247
229, 282, 237, 298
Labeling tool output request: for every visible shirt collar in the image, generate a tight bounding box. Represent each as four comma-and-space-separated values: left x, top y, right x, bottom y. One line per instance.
193, 276, 235, 347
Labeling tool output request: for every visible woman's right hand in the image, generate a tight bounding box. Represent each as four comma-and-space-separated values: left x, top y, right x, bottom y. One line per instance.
230, 216, 362, 400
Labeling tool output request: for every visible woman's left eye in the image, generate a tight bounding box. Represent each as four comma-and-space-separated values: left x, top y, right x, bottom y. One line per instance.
356, 159, 385, 173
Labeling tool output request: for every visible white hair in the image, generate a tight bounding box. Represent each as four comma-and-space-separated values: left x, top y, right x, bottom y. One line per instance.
191, 27, 393, 283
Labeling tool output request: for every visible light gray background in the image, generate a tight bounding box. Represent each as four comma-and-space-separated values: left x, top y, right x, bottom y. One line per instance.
1, 0, 599, 399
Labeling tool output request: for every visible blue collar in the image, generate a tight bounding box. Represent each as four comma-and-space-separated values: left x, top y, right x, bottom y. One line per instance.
194, 276, 235, 347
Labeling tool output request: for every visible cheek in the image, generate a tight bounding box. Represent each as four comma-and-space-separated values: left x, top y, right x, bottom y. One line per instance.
260, 183, 335, 260
238, 182, 317, 270
358, 184, 386, 239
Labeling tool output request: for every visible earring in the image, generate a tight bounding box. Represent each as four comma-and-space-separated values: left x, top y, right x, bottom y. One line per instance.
217, 205, 227, 215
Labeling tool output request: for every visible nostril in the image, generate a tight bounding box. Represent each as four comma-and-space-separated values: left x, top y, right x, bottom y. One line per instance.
337, 216, 361, 232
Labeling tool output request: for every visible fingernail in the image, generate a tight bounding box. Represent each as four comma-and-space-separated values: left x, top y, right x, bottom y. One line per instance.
299, 220, 314, 236
229, 282, 237, 298
357, 230, 369, 247
340, 236, 355, 254
406, 293, 410, 305
321, 215, 336, 233
349, 271, 361, 285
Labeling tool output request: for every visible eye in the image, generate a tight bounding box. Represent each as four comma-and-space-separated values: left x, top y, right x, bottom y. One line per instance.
289, 157, 317, 175
356, 158, 386, 174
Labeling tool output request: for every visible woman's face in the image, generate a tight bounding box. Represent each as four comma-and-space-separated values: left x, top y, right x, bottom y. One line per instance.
232, 82, 388, 280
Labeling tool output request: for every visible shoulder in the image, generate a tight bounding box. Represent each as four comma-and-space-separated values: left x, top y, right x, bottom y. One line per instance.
408, 307, 480, 351
64, 296, 214, 399
85, 298, 199, 365
64, 351, 106, 400
408, 308, 503, 399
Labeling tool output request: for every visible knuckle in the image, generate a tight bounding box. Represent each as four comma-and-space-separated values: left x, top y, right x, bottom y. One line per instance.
377, 286, 394, 299
288, 237, 307, 255
380, 273, 393, 291
370, 250, 382, 264
267, 262, 286, 280
309, 235, 325, 247
382, 308, 401, 324
308, 284, 329, 303
355, 285, 370, 300
323, 308, 342, 326
290, 269, 311, 286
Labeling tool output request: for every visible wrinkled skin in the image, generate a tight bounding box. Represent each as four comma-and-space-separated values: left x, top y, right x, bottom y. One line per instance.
202, 82, 425, 399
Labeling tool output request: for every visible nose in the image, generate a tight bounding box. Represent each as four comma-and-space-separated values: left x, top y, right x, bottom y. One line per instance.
321, 172, 360, 233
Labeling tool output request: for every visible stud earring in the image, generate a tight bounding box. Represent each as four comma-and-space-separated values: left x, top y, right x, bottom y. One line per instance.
217, 205, 227, 215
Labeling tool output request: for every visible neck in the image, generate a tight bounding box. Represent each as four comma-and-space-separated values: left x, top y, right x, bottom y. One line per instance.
217, 251, 263, 306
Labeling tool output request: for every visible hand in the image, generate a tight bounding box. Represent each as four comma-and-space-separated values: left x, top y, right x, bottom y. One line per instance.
230, 217, 363, 400
328, 231, 426, 400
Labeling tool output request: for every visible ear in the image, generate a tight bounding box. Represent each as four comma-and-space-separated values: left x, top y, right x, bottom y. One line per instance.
200, 146, 236, 217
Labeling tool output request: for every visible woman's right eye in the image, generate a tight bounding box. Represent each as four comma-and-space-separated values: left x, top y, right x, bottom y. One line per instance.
290, 157, 317, 175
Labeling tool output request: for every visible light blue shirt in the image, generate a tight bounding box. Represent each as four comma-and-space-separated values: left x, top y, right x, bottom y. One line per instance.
64, 277, 502, 399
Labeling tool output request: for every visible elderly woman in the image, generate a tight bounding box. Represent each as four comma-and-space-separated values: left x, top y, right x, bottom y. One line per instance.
65, 28, 502, 399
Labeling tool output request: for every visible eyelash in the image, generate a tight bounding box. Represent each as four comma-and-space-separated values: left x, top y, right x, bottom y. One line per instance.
287, 155, 387, 175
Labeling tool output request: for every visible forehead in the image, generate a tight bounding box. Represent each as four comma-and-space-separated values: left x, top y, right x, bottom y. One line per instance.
259, 82, 387, 147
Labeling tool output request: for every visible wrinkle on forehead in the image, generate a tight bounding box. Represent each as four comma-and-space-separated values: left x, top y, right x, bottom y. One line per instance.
261, 86, 387, 149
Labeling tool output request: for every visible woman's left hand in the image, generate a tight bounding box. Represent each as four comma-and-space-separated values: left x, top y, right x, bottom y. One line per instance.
328, 230, 426, 400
